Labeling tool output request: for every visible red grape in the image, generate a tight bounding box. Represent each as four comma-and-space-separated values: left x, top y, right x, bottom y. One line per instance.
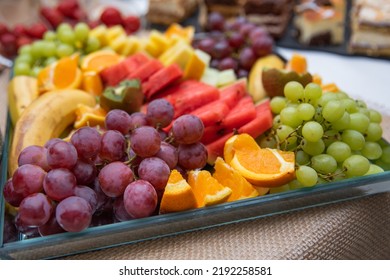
72, 159, 97, 186
71, 126, 102, 160
44, 138, 62, 149
57, 0, 79, 18
26, 23, 47, 39
177, 142, 208, 170
238, 47, 256, 71
138, 157, 170, 191
171, 114, 204, 144
12, 164, 46, 197
43, 168, 76, 201
0, 33, 17, 57
236, 68, 249, 79
252, 35, 274, 57
249, 26, 268, 42
113, 196, 132, 222
74, 185, 98, 213
100, 6, 123, 26
18, 193, 53, 227
13, 24, 28, 37
47, 140, 78, 169
38, 211, 66, 236
128, 112, 149, 131
212, 40, 232, 59
98, 161, 134, 197
123, 180, 157, 219
92, 178, 113, 214
155, 142, 178, 169
197, 38, 215, 54
239, 22, 256, 37
219, 57, 238, 71
0, 23, 9, 36
99, 130, 126, 162
18, 145, 50, 171
3, 213, 18, 243
228, 32, 245, 49
206, 12, 225, 31
123, 15, 141, 34
130, 126, 161, 157
146, 98, 174, 128
3, 179, 25, 207
40, 7, 64, 28
56, 196, 92, 232
105, 109, 131, 135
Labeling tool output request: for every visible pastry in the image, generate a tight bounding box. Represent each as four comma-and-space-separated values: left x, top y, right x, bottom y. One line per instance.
147, 0, 199, 25
349, 0, 390, 57
204, 0, 244, 17
294, 0, 346, 45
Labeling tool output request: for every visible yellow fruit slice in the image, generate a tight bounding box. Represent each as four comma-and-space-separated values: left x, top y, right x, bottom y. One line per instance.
81, 71, 103, 96
213, 157, 261, 201
74, 104, 107, 129
80, 50, 123, 73
225, 133, 295, 188
159, 170, 197, 213
188, 170, 232, 207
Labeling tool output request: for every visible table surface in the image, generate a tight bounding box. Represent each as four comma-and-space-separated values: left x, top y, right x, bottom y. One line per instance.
1, 0, 390, 260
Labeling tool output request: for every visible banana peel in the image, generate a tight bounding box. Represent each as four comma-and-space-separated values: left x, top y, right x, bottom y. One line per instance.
8, 89, 96, 176
8, 76, 39, 126
248, 54, 285, 103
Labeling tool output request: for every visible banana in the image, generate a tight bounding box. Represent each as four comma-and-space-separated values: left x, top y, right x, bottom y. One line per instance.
8, 89, 96, 176
8, 75, 39, 126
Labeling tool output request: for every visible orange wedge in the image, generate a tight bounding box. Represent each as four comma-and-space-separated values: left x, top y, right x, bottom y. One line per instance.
37, 54, 82, 93
165, 23, 195, 44
81, 71, 103, 96
74, 104, 107, 129
224, 133, 295, 188
159, 170, 197, 214
213, 157, 263, 201
80, 50, 123, 73
286, 53, 307, 74
188, 170, 232, 207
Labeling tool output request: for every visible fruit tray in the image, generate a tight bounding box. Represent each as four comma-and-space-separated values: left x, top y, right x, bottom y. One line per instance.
1, 110, 390, 260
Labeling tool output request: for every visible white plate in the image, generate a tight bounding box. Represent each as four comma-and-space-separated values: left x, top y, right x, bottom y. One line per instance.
277, 47, 390, 113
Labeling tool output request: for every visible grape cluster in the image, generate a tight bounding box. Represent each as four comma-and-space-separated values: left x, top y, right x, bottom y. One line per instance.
3, 99, 208, 237
13, 22, 101, 77
259, 81, 390, 189
193, 12, 274, 78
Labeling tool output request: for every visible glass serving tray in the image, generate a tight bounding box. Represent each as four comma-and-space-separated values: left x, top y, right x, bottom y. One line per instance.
1, 112, 390, 260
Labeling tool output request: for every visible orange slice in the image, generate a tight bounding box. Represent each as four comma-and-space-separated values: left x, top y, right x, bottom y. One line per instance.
74, 104, 107, 129
81, 71, 103, 96
188, 170, 232, 207
37, 54, 82, 93
213, 157, 263, 201
165, 23, 195, 44
80, 50, 123, 73
225, 133, 295, 188
286, 53, 307, 74
159, 169, 197, 214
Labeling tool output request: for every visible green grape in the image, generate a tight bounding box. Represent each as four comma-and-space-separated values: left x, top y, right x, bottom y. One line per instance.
14, 62, 31, 76
374, 159, 390, 171
356, 99, 367, 109
348, 112, 370, 133
380, 146, 390, 164
58, 29, 76, 45
57, 44, 75, 58
302, 139, 325, 156
329, 168, 346, 182
334, 91, 348, 99
342, 155, 370, 177
43, 30, 57, 41
85, 36, 101, 53
297, 103, 315, 121
326, 141, 351, 163
369, 109, 382, 123
18, 45, 32, 55
269, 184, 290, 194
270, 96, 287, 114
311, 154, 337, 174
377, 138, 389, 148
284, 81, 304, 102
341, 130, 365, 150
341, 98, 358, 113
361, 141, 382, 160
322, 100, 345, 122
295, 150, 310, 165
42, 41, 57, 57
313, 106, 324, 123
257, 134, 277, 149
31, 40, 46, 58
364, 164, 384, 175
15, 53, 33, 65
57, 23, 72, 34
317, 92, 338, 107
331, 111, 350, 131
323, 130, 341, 147
74, 22, 90, 43
288, 179, 304, 190
358, 107, 370, 117
296, 166, 318, 187
276, 125, 296, 145
303, 83, 322, 103
44, 57, 58, 66
280, 107, 302, 128
31, 66, 43, 77
272, 114, 281, 129
365, 122, 382, 142
302, 121, 323, 142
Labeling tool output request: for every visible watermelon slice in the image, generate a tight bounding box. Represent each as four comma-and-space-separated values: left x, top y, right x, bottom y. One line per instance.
219, 78, 247, 109
143, 64, 183, 99
206, 99, 273, 164
190, 100, 230, 127
127, 59, 164, 82
100, 53, 150, 86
